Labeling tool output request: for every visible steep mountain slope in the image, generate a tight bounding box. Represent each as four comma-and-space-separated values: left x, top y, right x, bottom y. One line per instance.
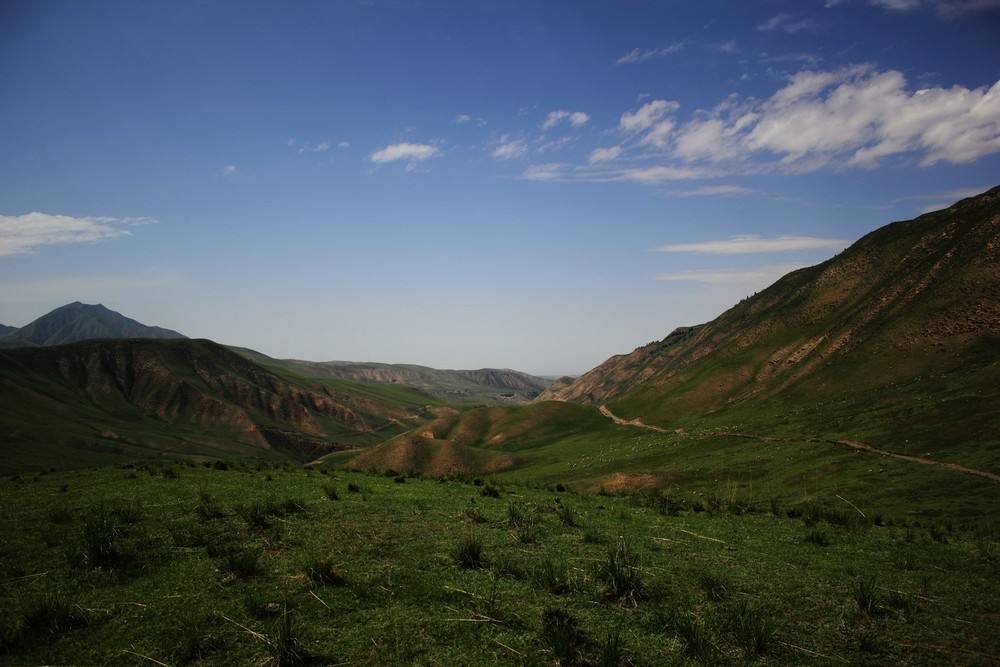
0, 302, 185, 347
0, 324, 15, 337
0, 338, 434, 472
539, 187, 1000, 453
229, 347, 551, 404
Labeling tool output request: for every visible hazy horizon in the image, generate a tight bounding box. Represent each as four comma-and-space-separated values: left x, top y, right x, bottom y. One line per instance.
2, 1, 999, 375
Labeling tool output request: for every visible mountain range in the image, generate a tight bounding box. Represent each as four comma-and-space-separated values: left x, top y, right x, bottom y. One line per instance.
230, 346, 552, 403
1, 187, 998, 497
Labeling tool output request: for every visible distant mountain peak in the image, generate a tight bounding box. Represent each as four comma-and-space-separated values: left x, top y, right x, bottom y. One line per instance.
0, 302, 186, 348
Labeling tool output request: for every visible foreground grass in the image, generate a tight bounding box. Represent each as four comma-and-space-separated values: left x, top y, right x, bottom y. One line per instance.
1, 465, 998, 665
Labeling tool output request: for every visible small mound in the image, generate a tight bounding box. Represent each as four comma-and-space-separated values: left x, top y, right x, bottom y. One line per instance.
347, 432, 517, 476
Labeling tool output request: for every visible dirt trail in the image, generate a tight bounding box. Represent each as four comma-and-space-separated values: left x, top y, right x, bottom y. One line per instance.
598, 405, 1000, 484
598, 405, 669, 432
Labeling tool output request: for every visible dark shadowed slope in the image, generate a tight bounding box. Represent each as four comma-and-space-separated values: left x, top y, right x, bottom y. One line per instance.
0, 302, 186, 347
229, 346, 551, 404
0, 324, 15, 337
0, 338, 435, 472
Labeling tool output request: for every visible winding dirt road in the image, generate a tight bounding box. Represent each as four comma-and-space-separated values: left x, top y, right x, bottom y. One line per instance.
598, 405, 1000, 484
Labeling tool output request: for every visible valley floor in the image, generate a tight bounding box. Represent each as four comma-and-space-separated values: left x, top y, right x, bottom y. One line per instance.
1, 465, 998, 665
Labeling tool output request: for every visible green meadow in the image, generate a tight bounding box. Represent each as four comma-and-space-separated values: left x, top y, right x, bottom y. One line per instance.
1, 464, 997, 665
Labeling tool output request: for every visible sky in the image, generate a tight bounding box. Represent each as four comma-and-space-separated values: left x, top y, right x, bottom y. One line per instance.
1, 0, 998, 375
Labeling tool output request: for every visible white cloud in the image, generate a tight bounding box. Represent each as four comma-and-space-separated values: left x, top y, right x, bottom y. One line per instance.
715, 41, 738, 54
756, 13, 819, 33
520, 163, 568, 181
669, 185, 756, 197
0, 213, 156, 257
588, 145, 622, 164
656, 263, 808, 285
337, 141, 350, 149
866, 0, 1000, 15
518, 162, 712, 184
616, 42, 685, 65
220, 165, 238, 176
641, 120, 676, 148
454, 113, 472, 124
369, 142, 440, 163
663, 66, 1000, 170
538, 136, 575, 153
492, 135, 528, 160
610, 165, 712, 183
295, 141, 334, 154
655, 235, 849, 254
619, 99, 680, 133
542, 110, 590, 131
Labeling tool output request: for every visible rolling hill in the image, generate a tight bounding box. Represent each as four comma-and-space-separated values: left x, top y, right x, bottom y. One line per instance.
230, 346, 552, 404
343, 400, 614, 477
0, 338, 436, 472
0, 302, 186, 347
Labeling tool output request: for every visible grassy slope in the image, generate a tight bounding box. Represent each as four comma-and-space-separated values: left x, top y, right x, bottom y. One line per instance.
342, 400, 1000, 523
0, 466, 996, 665
542, 188, 1000, 475
0, 339, 439, 473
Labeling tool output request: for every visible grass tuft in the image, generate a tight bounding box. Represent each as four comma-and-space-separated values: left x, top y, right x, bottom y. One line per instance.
674, 613, 714, 662
553, 501, 577, 527
171, 612, 222, 664
534, 554, 572, 595
722, 598, 774, 656
71, 505, 144, 570
598, 627, 625, 666
453, 534, 485, 569
852, 574, 880, 616
596, 537, 643, 601
196, 489, 224, 520
540, 606, 587, 664
268, 605, 306, 666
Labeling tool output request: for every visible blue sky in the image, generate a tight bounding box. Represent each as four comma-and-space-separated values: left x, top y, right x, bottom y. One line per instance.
1, 0, 998, 374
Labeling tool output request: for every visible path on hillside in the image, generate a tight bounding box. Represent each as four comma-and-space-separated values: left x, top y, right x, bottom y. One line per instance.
598, 405, 1000, 484
598, 404, 670, 432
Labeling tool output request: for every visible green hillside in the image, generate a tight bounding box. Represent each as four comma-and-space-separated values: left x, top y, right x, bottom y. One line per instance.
0, 339, 436, 473
535, 188, 1000, 475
